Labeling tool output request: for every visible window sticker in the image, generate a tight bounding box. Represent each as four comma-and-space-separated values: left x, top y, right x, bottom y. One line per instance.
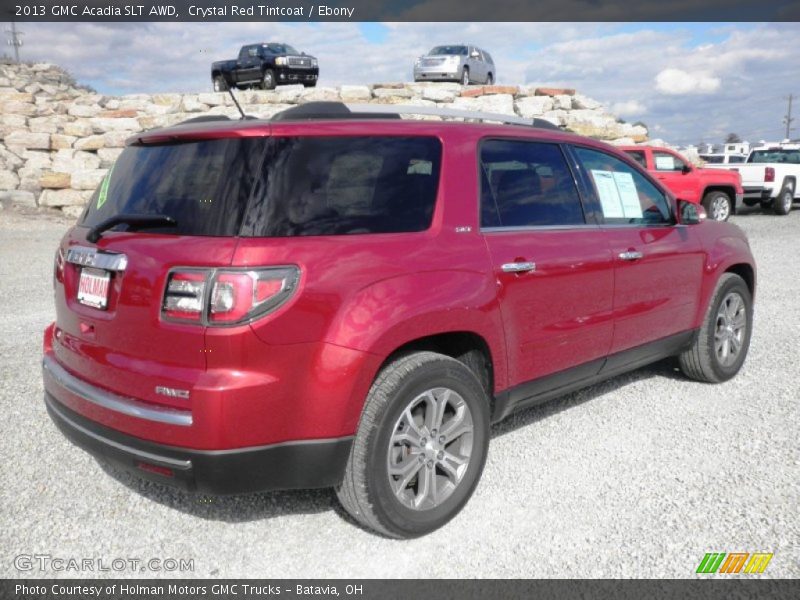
612, 172, 643, 218
96, 164, 114, 209
590, 170, 624, 218
655, 155, 675, 170
590, 169, 643, 219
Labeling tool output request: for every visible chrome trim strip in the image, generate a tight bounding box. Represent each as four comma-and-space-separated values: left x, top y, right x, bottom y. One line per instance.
45, 395, 192, 470
42, 355, 192, 426
66, 246, 128, 272
345, 103, 537, 127
481, 224, 601, 233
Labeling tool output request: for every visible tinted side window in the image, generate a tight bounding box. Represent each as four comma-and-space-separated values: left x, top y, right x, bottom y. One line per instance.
242, 136, 441, 237
480, 140, 585, 227
574, 147, 671, 225
653, 151, 686, 171
624, 150, 647, 169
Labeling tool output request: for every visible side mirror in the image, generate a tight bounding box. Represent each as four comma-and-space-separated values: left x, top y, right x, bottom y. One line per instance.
682, 164, 692, 174
678, 200, 705, 225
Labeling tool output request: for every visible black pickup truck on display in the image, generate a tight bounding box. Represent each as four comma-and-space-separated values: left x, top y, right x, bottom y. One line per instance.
211, 43, 319, 91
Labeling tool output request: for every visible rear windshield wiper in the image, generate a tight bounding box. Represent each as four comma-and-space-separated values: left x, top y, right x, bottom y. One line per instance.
86, 214, 177, 243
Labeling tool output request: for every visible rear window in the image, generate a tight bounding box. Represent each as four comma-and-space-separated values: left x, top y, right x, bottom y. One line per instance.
240, 136, 441, 237
748, 149, 800, 164
81, 138, 263, 236
81, 136, 441, 238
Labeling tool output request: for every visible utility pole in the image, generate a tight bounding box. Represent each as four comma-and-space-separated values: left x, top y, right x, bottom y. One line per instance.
6, 21, 23, 63
784, 94, 795, 140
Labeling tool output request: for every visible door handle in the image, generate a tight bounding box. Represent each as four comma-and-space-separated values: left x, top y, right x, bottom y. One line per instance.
501, 261, 536, 273
618, 250, 643, 261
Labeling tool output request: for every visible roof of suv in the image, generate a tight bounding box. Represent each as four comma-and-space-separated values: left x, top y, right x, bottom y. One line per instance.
130, 102, 599, 148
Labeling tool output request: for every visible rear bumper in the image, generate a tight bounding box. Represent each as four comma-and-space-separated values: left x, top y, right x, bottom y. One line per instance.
742, 186, 773, 200
45, 391, 352, 494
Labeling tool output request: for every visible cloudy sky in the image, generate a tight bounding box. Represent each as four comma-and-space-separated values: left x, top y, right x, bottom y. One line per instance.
4, 21, 798, 146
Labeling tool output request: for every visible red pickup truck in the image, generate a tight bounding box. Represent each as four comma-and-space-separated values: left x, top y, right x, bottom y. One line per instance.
619, 146, 743, 221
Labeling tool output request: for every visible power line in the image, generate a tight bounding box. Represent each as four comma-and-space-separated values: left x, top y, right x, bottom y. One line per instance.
5, 21, 24, 62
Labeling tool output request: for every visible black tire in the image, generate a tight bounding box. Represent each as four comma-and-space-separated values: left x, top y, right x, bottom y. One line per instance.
212, 76, 228, 92
336, 352, 490, 538
486, 73, 494, 85
773, 179, 794, 215
261, 69, 276, 90
678, 273, 753, 383
702, 190, 733, 221
461, 67, 470, 86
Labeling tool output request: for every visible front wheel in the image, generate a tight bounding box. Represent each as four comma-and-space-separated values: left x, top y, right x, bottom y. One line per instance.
261, 69, 276, 90
461, 68, 470, 86
774, 180, 794, 215
212, 76, 228, 92
336, 352, 490, 538
702, 191, 732, 221
678, 273, 752, 383
486, 73, 494, 85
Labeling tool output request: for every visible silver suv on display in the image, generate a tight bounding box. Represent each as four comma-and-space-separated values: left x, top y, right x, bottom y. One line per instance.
413, 45, 495, 85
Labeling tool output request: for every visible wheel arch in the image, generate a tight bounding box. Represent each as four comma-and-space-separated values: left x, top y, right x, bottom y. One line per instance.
377, 331, 496, 410
696, 235, 757, 327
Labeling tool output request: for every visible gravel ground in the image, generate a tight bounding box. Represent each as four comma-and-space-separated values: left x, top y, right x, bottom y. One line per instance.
0, 205, 797, 579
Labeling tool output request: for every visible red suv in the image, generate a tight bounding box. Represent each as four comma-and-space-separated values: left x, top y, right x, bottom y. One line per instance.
619, 145, 744, 222
43, 103, 756, 538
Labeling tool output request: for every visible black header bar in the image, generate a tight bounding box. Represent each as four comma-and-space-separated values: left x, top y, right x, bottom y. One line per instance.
1, 0, 799, 22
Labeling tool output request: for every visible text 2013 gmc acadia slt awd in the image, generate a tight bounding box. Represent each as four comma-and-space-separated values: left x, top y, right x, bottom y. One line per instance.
43, 103, 756, 538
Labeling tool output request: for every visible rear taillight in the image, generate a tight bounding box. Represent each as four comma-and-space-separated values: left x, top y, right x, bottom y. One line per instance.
765, 167, 775, 182
163, 271, 206, 321
53, 247, 65, 286
163, 267, 299, 326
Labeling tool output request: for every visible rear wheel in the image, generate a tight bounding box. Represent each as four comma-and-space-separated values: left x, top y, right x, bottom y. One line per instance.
678, 273, 752, 383
774, 180, 794, 215
461, 68, 470, 86
702, 191, 732, 221
336, 352, 490, 538
261, 69, 276, 90
212, 76, 228, 92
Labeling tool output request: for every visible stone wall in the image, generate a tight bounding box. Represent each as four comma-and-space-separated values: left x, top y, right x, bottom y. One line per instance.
0, 62, 648, 216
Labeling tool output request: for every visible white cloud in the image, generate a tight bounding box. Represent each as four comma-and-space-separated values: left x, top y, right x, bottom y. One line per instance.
654, 68, 721, 95
611, 100, 646, 117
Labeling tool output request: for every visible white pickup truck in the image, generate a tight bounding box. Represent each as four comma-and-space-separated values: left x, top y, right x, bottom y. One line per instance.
729, 143, 800, 215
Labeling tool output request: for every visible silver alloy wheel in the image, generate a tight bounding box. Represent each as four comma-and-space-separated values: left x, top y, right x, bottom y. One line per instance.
263, 71, 274, 89
711, 195, 731, 221
387, 387, 474, 511
714, 292, 747, 367
461, 69, 469, 85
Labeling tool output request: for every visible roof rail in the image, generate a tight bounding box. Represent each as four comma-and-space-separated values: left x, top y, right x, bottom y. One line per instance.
344, 103, 561, 130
